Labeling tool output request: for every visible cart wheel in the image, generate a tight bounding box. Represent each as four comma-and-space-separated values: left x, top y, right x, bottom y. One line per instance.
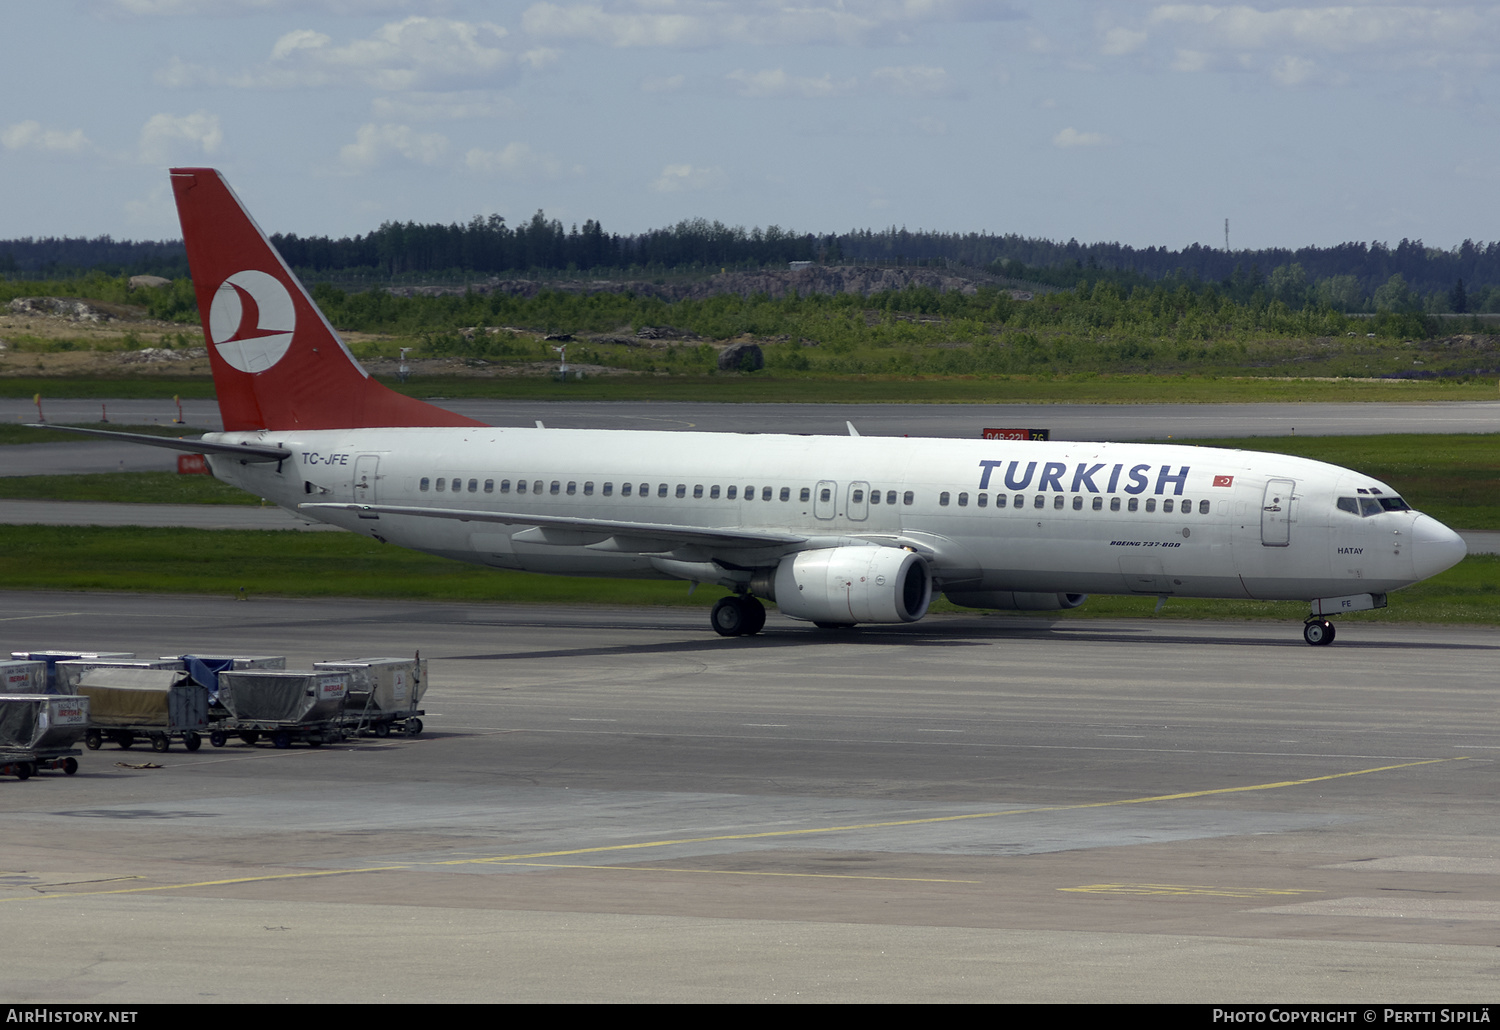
209, 731, 227, 748
118, 732, 135, 750
308, 737, 324, 748
151, 735, 170, 753
404, 718, 423, 737
374, 722, 390, 738
13, 762, 31, 780
85, 731, 102, 751
62, 757, 78, 776
271, 731, 292, 749
184, 733, 202, 752
240, 731, 260, 745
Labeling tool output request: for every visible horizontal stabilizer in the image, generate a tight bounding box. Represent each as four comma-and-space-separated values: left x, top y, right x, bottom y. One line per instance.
25, 424, 291, 462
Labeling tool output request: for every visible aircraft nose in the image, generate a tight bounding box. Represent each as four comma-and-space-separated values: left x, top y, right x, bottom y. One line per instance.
1411, 515, 1467, 581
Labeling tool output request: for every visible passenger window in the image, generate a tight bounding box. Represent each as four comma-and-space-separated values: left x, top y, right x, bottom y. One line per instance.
710, 485, 720, 499
1110, 497, 1120, 512
584, 482, 594, 496
800, 487, 810, 502
762, 486, 772, 501
957, 492, 968, 507
484, 479, 494, 494
621, 483, 632, 497
870, 490, 881, 505
533, 481, 543, 494
1092, 497, 1103, 511
550, 481, 560, 495
1053, 495, 1064, 510
939, 491, 951, 506
1072, 495, 1082, 511
436, 478, 446, 492
603, 483, 612, 496
886, 491, 897, 505
1181, 498, 1190, 514
779, 487, 790, 501
995, 493, 1007, 509
1199, 500, 1210, 515
658, 484, 668, 498
693, 485, 703, 499
977, 493, 987, 508
903, 491, 914, 505
1013, 494, 1023, 508
1163, 498, 1174, 513
500, 480, 511, 494
639, 483, 648, 496
1145, 498, 1156, 513
567, 482, 577, 495
419, 477, 430, 491
727, 486, 737, 500
853, 489, 865, 504
468, 479, 478, 493
1127, 497, 1138, 512
675, 484, 686, 499
746, 485, 755, 499
517, 480, 527, 494
1034, 495, 1045, 509
820, 488, 831, 502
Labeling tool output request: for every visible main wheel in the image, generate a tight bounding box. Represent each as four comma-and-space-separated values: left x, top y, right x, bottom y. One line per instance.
1303, 620, 1336, 646
85, 731, 102, 751
742, 597, 766, 636
711, 596, 748, 637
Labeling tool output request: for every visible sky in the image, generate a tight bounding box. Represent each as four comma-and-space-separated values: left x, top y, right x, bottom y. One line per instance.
3, 1, 1498, 253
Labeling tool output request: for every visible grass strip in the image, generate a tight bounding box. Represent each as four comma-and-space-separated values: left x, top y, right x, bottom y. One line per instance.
0, 525, 1493, 624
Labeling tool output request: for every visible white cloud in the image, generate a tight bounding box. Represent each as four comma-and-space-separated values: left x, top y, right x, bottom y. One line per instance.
138, 111, 222, 164
870, 65, 956, 97
340, 123, 449, 170
161, 17, 515, 91
522, 0, 1018, 49
371, 91, 518, 121
727, 68, 856, 98
464, 142, 567, 180
652, 163, 727, 192
641, 73, 686, 92
1052, 127, 1108, 148
1100, 26, 1147, 56
1, 121, 92, 154
97, 0, 417, 14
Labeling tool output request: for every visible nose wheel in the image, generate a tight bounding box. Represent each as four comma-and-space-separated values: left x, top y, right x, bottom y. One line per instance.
1303, 619, 1336, 646
711, 595, 766, 637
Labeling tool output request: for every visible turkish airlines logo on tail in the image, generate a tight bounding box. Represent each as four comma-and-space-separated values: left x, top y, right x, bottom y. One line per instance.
209, 270, 295, 373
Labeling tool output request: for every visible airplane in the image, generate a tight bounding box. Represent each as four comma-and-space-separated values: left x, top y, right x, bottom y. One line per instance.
37, 168, 1468, 645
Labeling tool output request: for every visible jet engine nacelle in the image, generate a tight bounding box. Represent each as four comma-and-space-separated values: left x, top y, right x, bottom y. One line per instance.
944, 590, 1088, 611
770, 546, 932, 625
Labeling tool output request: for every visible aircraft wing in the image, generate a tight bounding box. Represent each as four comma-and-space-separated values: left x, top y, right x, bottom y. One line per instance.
299, 502, 809, 551
24, 424, 292, 463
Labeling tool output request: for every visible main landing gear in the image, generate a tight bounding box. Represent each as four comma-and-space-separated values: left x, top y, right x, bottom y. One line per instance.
1303, 619, 1336, 647
711, 595, 766, 637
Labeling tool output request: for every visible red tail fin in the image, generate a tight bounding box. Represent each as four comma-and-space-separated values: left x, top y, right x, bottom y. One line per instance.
170, 168, 482, 432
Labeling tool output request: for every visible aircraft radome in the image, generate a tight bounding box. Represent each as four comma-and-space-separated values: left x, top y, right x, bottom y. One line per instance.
36, 169, 1469, 646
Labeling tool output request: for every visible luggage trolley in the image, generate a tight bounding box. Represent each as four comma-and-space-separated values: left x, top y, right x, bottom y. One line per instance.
71, 667, 210, 753
317, 656, 428, 738
0, 693, 89, 778
210, 670, 351, 749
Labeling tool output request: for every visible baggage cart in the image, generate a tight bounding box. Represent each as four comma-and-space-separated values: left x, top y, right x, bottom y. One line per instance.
316, 656, 427, 738
211, 670, 350, 749
0, 693, 89, 778
11, 651, 134, 692
74, 668, 210, 753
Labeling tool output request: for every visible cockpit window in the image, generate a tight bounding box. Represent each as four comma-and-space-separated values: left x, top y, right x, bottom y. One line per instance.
1339, 495, 1412, 517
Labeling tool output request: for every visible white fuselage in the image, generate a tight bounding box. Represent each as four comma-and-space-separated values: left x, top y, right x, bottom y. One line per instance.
205, 426, 1464, 604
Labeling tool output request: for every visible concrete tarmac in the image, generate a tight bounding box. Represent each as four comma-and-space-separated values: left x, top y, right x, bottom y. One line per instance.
1, 593, 1496, 1003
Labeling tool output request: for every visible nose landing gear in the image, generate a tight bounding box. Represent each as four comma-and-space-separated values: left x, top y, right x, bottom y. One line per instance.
1303, 619, 1336, 646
